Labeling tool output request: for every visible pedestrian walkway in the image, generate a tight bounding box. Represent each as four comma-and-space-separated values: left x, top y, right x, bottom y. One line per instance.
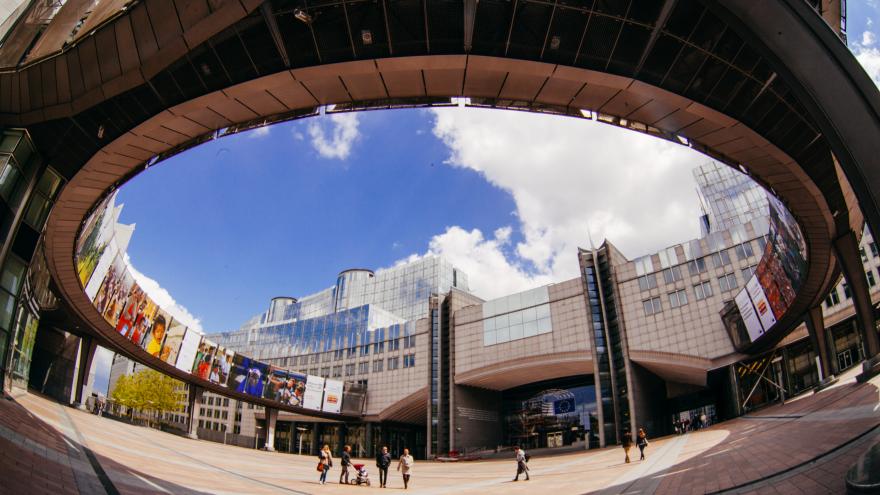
1, 369, 878, 494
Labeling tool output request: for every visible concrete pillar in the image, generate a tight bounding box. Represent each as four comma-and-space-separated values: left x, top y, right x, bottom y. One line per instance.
263, 408, 277, 452
833, 230, 880, 381
365, 422, 373, 458
186, 386, 204, 439
72, 336, 97, 408
311, 422, 320, 455
804, 305, 837, 387
338, 423, 347, 456
289, 421, 296, 453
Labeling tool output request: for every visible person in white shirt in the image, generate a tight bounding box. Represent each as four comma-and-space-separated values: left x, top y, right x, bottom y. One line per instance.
513, 446, 530, 481
397, 447, 414, 489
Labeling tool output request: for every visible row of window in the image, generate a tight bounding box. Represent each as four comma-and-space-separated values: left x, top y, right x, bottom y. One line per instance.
201, 396, 230, 407
199, 408, 229, 420
312, 354, 417, 378
642, 269, 754, 316
198, 420, 227, 432
285, 336, 417, 366
823, 268, 880, 308
637, 241, 761, 292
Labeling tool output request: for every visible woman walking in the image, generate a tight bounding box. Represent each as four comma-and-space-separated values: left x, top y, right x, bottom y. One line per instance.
622, 430, 633, 463
397, 448, 414, 489
318, 444, 333, 485
637, 428, 649, 461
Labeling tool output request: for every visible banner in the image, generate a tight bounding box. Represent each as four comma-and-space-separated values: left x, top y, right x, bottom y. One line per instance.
175, 329, 201, 372
734, 285, 764, 343
746, 275, 776, 334
322, 379, 343, 414
303, 375, 325, 411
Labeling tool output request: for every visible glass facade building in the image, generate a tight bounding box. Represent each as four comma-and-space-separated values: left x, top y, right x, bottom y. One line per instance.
694, 161, 770, 235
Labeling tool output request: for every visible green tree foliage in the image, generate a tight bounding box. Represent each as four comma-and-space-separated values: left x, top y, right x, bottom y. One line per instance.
111, 369, 186, 427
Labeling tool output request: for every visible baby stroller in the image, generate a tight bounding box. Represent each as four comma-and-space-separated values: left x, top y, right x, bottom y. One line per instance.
349, 463, 371, 486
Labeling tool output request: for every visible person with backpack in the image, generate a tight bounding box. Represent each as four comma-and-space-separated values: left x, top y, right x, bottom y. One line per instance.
318, 444, 333, 485
397, 447, 414, 489
637, 428, 649, 461
513, 446, 530, 481
339, 445, 352, 484
376, 445, 391, 488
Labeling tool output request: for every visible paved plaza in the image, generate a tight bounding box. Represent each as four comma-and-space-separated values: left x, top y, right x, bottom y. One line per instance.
2, 370, 879, 495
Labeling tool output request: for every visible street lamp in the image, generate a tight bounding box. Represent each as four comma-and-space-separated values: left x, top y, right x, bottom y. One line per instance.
297, 426, 309, 455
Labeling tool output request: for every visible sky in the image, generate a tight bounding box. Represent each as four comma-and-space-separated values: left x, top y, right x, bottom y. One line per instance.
90, 2, 880, 395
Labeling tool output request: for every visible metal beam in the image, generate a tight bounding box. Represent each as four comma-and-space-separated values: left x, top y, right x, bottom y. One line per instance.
464, 0, 477, 52
634, 0, 677, 75
260, 3, 291, 68
381, 0, 394, 55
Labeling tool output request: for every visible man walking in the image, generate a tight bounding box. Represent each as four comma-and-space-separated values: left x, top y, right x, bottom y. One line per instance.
513, 446, 530, 481
376, 446, 391, 488
340, 445, 352, 484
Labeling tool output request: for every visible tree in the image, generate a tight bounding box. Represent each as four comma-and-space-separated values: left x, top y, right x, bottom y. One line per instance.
111, 369, 186, 428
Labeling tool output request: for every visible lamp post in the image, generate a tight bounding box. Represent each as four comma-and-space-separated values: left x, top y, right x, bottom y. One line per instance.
297, 426, 309, 455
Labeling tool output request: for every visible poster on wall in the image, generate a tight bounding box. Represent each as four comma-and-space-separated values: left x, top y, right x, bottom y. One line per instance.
734, 285, 764, 342
142, 309, 171, 358
84, 239, 118, 301
192, 338, 218, 381
75, 193, 117, 287
94, 254, 135, 328
161, 320, 187, 366
210, 347, 234, 386
229, 355, 268, 397
286, 372, 307, 407
303, 375, 325, 411
175, 329, 201, 372
746, 276, 776, 334
322, 379, 343, 414
264, 366, 289, 401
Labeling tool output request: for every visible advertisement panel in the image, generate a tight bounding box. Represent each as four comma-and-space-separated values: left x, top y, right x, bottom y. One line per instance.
175, 329, 201, 372
286, 372, 307, 407
161, 320, 186, 365
746, 276, 776, 333
192, 338, 218, 381
264, 366, 289, 401
211, 348, 234, 387
303, 375, 325, 411
141, 310, 171, 358
322, 379, 343, 414
734, 285, 764, 342
75, 193, 117, 287
84, 239, 118, 301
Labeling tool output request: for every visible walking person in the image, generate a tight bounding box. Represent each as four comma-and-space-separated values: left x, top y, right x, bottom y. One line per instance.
622, 431, 633, 463
339, 445, 352, 484
376, 445, 391, 488
318, 444, 333, 485
637, 428, 649, 461
513, 446, 530, 481
397, 447, 414, 489
700, 412, 708, 429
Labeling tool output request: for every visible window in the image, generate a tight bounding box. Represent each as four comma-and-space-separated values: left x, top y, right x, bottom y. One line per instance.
222, 411, 228, 420
871, 242, 879, 258
843, 283, 851, 299
662, 266, 683, 284
711, 250, 731, 268
757, 235, 768, 252
734, 242, 754, 260
642, 297, 662, 316
868, 270, 877, 288
207, 397, 214, 406
332, 365, 342, 378
638, 274, 657, 291
345, 363, 355, 376
668, 289, 688, 308
372, 360, 384, 373
321, 366, 330, 377
358, 361, 369, 374
825, 289, 840, 307
387, 357, 400, 370
718, 273, 738, 292
360, 344, 370, 356
861, 247, 868, 262
687, 258, 707, 276
694, 281, 713, 300
222, 398, 229, 407
404, 334, 416, 348
311, 354, 320, 364
741, 265, 757, 280
309, 368, 318, 376
403, 354, 416, 368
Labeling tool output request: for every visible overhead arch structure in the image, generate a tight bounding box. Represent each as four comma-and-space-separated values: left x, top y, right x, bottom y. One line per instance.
0, 0, 876, 405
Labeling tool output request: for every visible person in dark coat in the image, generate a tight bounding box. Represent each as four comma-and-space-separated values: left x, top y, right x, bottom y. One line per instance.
340, 445, 352, 484
376, 446, 392, 488
621, 430, 633, 463
637, 428, 649, 460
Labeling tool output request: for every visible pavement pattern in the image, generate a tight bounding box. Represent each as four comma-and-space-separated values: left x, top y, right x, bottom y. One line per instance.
1, 369, 879, 495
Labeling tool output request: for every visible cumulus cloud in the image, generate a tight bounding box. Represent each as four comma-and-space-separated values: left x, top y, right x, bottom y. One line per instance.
247, 126, 271, 138
854, 30, 880, 87
123, 254, 204, 333
90, 346, 114, 396
308, 112, 360, 159
394, 108, 708, 298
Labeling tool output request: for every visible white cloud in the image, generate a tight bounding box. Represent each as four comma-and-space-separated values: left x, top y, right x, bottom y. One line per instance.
394, 108, 709, 298
90, 346, 114, 396
123, 254, 204, 333
247, 126, 271, 138
854, 30, 880, 87
307, 112, 360, 159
